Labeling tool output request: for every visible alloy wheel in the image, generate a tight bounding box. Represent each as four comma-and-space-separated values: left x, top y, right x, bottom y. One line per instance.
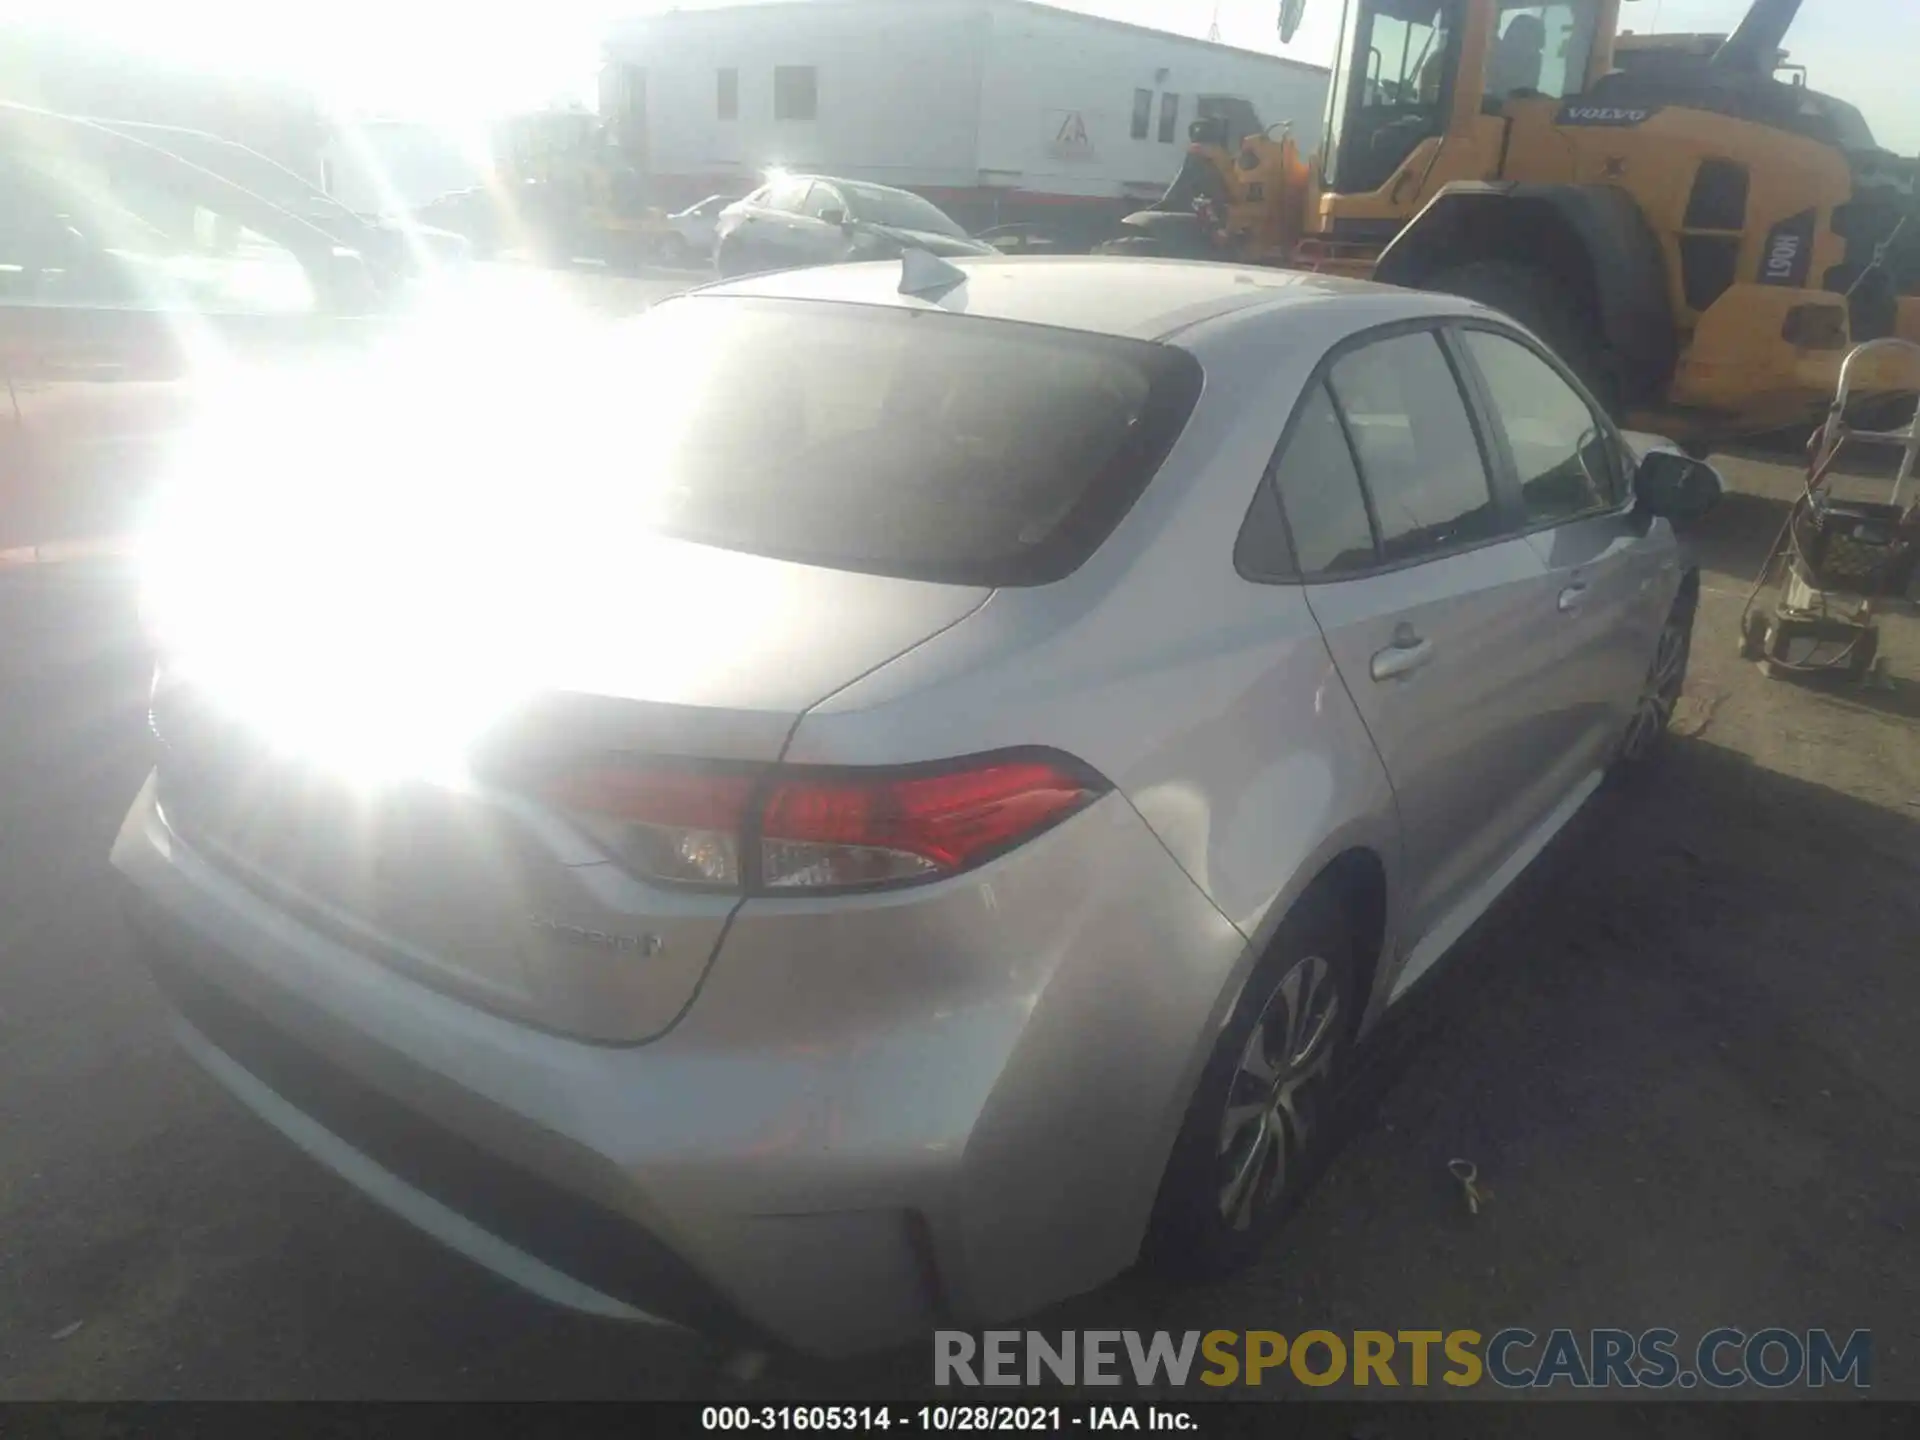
1215, 953, 1341, 1232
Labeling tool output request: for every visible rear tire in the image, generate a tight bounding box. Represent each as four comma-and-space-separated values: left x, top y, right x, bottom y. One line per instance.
1426, 260, 1620, 418
1144, 885, 1360, 1281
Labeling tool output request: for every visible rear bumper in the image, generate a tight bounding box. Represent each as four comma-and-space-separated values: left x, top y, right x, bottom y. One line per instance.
133, 905, 755, 1338
112, 773, 1248, 1357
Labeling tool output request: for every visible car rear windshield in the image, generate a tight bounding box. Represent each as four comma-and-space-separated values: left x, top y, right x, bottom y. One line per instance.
617, 296, 1204, 587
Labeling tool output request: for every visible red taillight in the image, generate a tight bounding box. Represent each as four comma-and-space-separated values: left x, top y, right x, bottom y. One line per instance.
763, 761, 1093, 881
539, 753, 1102, 893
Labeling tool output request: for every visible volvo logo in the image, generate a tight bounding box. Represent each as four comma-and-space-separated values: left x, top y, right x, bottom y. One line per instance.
527, 916, 664, 956
1556, 104, 1658, 127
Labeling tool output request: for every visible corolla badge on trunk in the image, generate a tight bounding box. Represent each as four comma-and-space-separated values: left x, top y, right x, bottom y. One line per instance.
526, 916, 664, 956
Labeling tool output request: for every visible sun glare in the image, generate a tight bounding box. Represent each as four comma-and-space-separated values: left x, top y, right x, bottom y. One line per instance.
140, 282, 570, 782
134, 272, 753, 789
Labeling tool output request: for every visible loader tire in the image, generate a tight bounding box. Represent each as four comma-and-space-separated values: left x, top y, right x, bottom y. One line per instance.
1426, 261, 1620, 419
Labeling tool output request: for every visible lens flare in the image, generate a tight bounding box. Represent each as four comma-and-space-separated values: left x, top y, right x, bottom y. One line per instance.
137, 270, 701, 786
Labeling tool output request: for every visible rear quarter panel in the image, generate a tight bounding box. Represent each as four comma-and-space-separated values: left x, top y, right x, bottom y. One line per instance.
791, 294, 1412, 972
780, 299, 1414, 1254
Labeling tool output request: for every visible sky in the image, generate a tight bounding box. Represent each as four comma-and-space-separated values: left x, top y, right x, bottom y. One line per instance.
6, 0, 1917, 151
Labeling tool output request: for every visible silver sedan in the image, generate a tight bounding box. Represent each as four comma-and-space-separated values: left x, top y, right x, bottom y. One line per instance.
113, 255, 1720, 1356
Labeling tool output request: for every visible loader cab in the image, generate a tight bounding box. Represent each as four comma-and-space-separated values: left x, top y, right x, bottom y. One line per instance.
1322, 0, 1612, 196
1323, 0, 1464, 195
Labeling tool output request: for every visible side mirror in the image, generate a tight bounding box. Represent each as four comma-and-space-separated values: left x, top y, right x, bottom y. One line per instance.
1634, 449, 1724, 523
819, 208, 849, 228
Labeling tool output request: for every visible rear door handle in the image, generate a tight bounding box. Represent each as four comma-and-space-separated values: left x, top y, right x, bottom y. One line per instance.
1371, 636, 1435, 682
1558, 583, 1589, 613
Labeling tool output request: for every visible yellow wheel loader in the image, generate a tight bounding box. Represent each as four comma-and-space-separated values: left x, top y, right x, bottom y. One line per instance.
1112, 0, 1920, 447
488, 109, 671, 270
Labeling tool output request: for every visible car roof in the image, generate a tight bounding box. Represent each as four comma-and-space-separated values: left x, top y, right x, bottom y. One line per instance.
790, 174, 920, 198
690, 256, 1481, 343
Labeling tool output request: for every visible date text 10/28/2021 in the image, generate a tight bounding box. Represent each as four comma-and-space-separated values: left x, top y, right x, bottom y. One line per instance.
702, 1407, 1194, 1432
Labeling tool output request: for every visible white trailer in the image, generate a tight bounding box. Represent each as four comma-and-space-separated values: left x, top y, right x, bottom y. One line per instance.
601, 0, 1327, 242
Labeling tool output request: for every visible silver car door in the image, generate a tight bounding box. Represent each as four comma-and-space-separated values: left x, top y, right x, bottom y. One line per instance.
1452, 324, 1670, 785
1280, 330, 1563, 955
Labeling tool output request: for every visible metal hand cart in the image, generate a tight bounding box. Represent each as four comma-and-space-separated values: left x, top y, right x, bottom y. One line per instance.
1739, 338, 1920, 682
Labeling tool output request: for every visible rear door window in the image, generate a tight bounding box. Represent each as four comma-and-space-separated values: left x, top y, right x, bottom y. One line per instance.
1270, 382, 1378, 576
1327, 330, 1502, 565
617, 296, 1203, 586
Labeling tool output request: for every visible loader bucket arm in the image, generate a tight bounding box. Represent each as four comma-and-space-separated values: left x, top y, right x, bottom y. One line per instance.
1711, 0, 1803, 75
1155, 140, 1233, 214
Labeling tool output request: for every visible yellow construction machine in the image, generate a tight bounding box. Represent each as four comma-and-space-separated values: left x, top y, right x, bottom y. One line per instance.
488, 108, 670, 268
1111, 0, 1920, 446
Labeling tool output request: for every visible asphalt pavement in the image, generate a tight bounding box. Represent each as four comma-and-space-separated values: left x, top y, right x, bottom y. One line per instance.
0, 454, 1915, 1409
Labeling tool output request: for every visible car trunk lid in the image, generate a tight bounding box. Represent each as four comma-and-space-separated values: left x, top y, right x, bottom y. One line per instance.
149, 539, 990, 1043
